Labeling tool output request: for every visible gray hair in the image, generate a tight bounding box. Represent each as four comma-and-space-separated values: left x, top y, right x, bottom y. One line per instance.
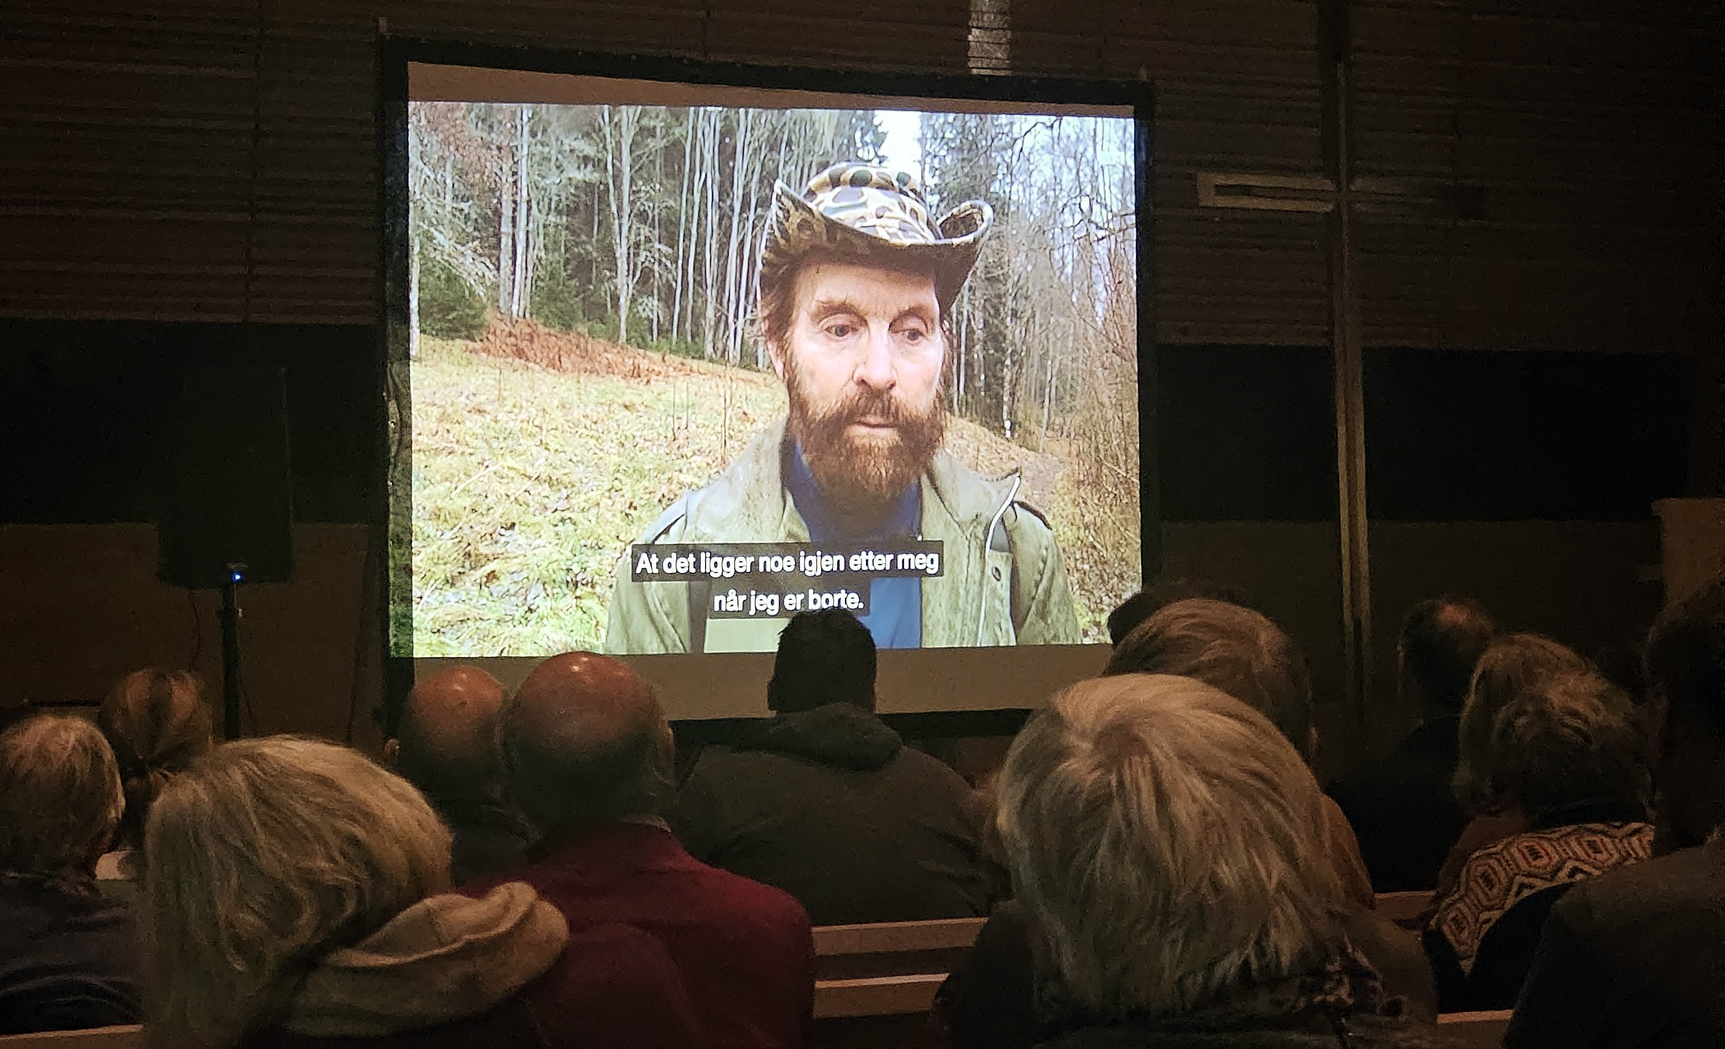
1104, 598, 1314, 760
1477, 673, 1647, 819
1453, 633, 1595, 812
143, 736, 452, 1049
0, 714, 123, 876
995, 674, 1344, 1019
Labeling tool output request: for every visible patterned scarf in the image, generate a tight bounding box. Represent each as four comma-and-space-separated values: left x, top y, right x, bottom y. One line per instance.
1038, 938, 1406, 1044
1432, 820, 1653, 975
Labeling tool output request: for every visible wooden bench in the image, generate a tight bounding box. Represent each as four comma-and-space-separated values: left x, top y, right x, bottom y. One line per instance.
1375, 889, 1433, 930
813, 917, 987, 981
0, 1026, 143, 1049
811, 917, 987, 1049
1437, 1009, 1513, 1046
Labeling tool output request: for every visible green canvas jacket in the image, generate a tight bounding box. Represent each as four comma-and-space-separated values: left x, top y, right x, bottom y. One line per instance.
604, 419, 1079, 653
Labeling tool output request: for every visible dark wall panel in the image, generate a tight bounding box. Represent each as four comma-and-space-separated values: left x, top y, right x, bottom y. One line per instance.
1362, 348, 1691, 521
0, 321, 377, 524
1159, 345, 1337, 521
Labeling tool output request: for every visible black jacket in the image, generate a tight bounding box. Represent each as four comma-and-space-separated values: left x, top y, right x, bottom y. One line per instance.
428, 793, 536, 887
0, 873, 142, 1035
1327, 716, 1467, 893
1422, 800, 1652, 1012
1506, 837, 1725, 1048
668, 702, 992, 925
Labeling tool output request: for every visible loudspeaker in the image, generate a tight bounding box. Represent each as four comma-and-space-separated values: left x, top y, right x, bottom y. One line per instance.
158, 359, 294, 588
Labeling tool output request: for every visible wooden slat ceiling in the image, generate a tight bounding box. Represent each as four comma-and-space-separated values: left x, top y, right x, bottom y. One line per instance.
0, 0, 1716, 354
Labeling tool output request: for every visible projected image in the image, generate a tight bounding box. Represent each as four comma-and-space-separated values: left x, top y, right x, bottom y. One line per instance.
403, 99, 1140, 656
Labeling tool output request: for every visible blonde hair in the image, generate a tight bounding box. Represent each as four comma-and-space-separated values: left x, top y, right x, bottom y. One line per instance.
995, 674, 1344, 1019
100, 668, 214, 851
143, 736, 452, 1049
1453, 634, 1594, 812
0, 714, 123, 876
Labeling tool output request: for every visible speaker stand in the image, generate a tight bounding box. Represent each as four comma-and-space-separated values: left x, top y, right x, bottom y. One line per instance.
218, 570, 245, 739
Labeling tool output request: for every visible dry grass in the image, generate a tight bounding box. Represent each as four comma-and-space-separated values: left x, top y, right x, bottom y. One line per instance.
410, 325, 1133, 653
411, 332, 784, 655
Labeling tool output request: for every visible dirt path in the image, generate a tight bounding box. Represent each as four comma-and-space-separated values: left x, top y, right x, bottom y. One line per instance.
1014, 450, 1065, 513
941, 421, 1066, 512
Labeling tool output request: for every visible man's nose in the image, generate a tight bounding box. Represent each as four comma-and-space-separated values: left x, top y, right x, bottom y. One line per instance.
854, 327, 897, 391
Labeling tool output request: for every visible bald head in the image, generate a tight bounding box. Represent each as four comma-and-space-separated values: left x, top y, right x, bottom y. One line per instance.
501, 653, 674, 833
1399, 596, 1497, 716
393, 666, 506, 800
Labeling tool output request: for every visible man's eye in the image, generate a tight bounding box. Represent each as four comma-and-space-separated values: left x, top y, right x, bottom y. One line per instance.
823, 322, 856, 339
900, 327, 927, 343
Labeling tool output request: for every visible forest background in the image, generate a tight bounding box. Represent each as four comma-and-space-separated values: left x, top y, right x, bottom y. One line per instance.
400, 101, 1141, 654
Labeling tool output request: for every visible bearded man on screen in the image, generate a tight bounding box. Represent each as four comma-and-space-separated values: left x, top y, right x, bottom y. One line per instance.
606, 163, 1079, 654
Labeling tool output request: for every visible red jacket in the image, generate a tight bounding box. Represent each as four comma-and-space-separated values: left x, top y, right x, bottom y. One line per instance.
466, 821, 815, 1049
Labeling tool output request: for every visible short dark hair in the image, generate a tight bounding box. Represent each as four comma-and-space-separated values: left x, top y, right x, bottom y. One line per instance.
769, 609, 877, 714
1104, 598, 1313, 759
1399, 596, 1497, 714
1106, 579, 1252, 647
1645, 577, 1725, 738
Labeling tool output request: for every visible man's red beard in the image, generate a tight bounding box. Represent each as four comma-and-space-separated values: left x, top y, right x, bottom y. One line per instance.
783, 353, 946, 522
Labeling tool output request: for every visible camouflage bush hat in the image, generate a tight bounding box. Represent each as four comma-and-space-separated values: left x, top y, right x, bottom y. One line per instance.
759, 162, 993, 313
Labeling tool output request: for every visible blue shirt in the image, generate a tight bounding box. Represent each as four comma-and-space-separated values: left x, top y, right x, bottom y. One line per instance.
784, 440, 923, 649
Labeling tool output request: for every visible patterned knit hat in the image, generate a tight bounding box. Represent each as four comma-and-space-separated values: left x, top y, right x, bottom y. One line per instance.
759, 162, 993, 312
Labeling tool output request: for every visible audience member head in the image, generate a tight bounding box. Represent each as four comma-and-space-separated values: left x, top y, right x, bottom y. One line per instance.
98, 668, 214, 851
1106, 578, 1251, 647
386, 665, 507, 800
1453, 633, 1594, 812
0, 715, 123, 880
1104, 598, 1314, 762
768, 609, 878, 714
500, 652, 675, 834
1473, 673, 1646, 821
995, 674, 1343, 1018
143, 736, 451, 1049
1396, 596, 1497, 718
1643, 577, 1725, 848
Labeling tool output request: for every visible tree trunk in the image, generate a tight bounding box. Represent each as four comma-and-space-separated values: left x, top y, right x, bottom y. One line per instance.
497, 115, 515, 319
511, 104, 530, 321
672, 110, 694, 346
722, 109, 751, 365
409, 236, 421, 359
702, 110, 720, 358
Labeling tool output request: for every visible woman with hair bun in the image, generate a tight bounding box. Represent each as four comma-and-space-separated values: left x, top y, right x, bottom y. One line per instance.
96, 668, 213, 885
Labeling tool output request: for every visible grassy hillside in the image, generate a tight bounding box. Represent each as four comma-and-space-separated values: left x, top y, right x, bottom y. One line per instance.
409, 324, 1131, 654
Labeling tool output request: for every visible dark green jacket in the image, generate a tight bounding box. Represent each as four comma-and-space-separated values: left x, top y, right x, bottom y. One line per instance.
605, 419, 1079, 653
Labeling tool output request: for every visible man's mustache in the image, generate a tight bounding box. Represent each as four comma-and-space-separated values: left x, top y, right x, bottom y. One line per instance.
816, 387, 921, 430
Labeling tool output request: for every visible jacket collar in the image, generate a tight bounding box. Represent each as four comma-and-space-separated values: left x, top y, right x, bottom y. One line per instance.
733, 703, 904, 771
